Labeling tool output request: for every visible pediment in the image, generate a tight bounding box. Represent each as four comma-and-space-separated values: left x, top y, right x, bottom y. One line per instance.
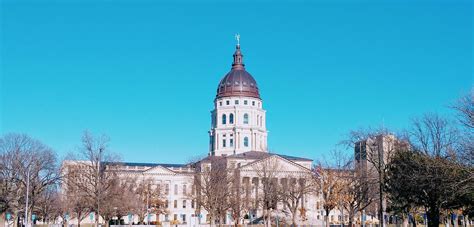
143, 165, 176, 175
240, 155, 311, 175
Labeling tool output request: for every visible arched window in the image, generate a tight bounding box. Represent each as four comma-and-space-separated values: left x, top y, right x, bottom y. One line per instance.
243, 113, 249, 124
229, 113, 234, 124
244, 137, 249, 147
222, 114, 227, 125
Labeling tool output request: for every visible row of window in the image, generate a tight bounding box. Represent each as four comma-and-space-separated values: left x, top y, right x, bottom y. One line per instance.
222, 137, 249, 148
222, 113, 249, 125
171, 199, 195, 209
220, 99, 257, 107
316, 214, 349, 222
162, 214, 187, 223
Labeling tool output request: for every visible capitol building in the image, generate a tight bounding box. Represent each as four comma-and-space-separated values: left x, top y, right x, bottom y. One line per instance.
65, 42, 335, 227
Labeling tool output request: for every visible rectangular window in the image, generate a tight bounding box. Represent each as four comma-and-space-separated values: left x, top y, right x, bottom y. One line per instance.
226, 100, 230, 105
183, 184, 187, 195
174, 184, 178, 195
219, 102, 222, 106
244, 100, 248, 105
223, 139, 226, 147
182, 214, 186, 223
165, 184, 169, 195
174, 214, 178, 221
174, 200, 177, 208
183, 200, 186, 208
252, 101, 255, 106
230, 139, 234, 147
235, 100, 239, 105
165, 200, 169, 208
191, 200, 195, 208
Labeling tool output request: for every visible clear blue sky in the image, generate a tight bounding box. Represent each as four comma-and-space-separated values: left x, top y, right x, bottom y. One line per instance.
1, 0, 472, 164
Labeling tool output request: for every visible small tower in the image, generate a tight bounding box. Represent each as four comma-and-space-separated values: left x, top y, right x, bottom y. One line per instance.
208, 40, 268, 156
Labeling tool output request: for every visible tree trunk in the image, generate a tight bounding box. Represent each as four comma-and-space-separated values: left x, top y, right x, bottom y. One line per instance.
77, 212, 82, 227
292, 212, 296, 226
379, 180, 384, 227
96, 213, 100, 227
210, 215, 215, 227
267, 209, 271, 227
426, 206, 440, 227
402, 215, 408, 227
325, 212, 330, 227
348, 211, 355, 227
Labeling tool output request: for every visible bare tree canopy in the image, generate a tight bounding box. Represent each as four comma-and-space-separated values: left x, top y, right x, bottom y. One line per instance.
278, 172, 315, 226
0, 133, 60, 223
410, 113, 459, 158
452, 90, 474, 130
314, 150, 351, 227
252, 157, 282, 227
452, 92, 474, 165
62, 131, 121, 227
193, 156, 233, 226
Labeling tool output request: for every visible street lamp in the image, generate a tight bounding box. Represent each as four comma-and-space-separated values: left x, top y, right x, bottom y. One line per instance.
24, 164, 31, 227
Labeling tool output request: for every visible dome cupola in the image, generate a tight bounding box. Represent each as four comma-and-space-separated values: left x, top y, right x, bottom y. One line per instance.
216, 44, 260, 99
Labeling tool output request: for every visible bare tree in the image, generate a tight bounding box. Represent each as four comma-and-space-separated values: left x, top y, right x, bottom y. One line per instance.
63, 131, 121, 227
314, 150, 349, 227
193, 156, 233, 226
452, 90, 474, 130
252, 157, 282, 227
342, 128, 407, 227
0, 133, 61, 225
452, 92, 474, 165
410, 113, 459, 158
133, 178, 167, 224
227, 167, 249, 226
278, 173, 315, 226
35, 185, 62, 224
339, 161, 374, 227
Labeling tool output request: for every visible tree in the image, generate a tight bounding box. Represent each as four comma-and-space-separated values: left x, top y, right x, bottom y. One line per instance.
278, 173, 315, 226
452, 90, 474, 130
63, 131, 121, 227
385, 149, 471, 227
385, 114, 472, 227
452, 92, 474, 222
193, 156, 233, 226
35, 185, 62, 224
343, 128, 407, 227
452, 91, 474, 165
133, 178, 167, 224
0, 133, 61, 225
314, 150, 349, 227
252, 157, 282, 227
228, 167, 249, 226
339, 162, 374, 227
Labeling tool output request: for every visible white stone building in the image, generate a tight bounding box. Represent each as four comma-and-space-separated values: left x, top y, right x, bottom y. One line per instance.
63, 43, 333, 226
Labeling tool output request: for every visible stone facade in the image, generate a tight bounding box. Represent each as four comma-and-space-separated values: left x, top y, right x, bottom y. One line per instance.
62, 43, 330, 226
